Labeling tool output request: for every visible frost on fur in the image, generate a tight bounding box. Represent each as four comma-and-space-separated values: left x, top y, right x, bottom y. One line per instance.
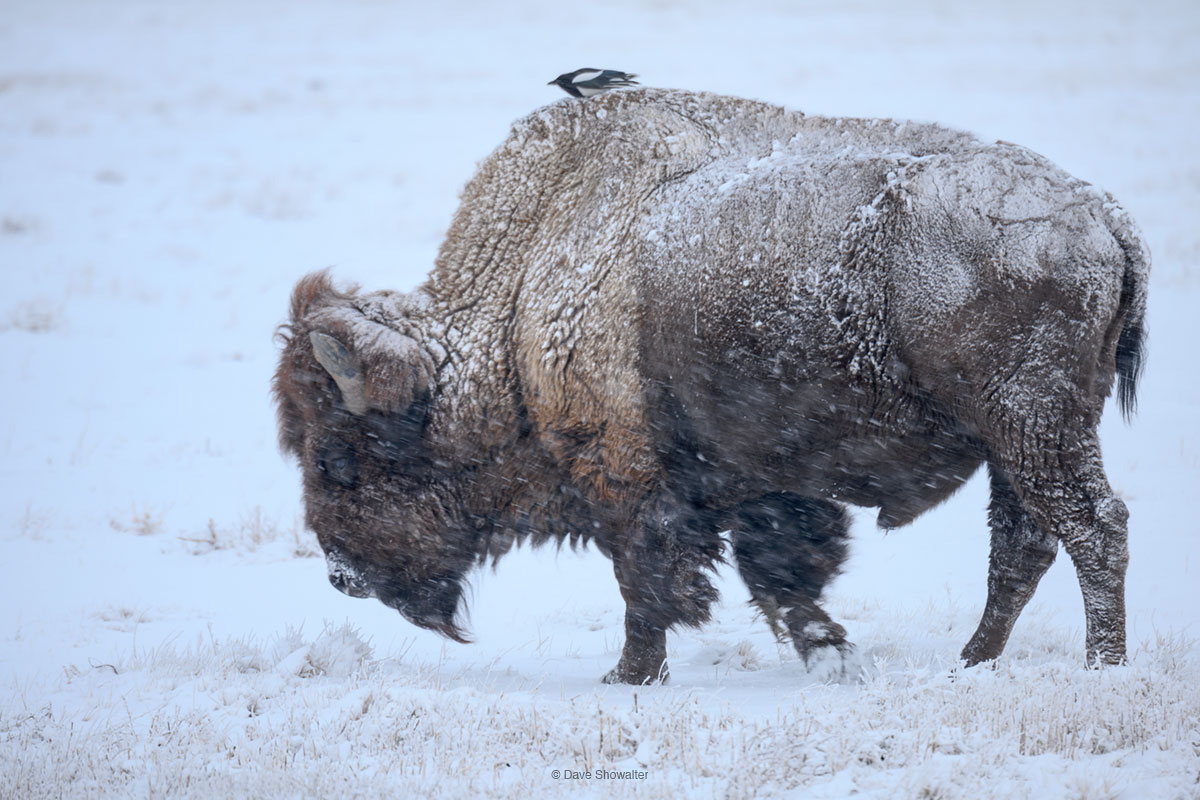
275, 89, 1149, 683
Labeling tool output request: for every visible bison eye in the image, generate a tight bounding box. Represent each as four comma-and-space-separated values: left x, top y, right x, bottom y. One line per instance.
317, 440, 358, 487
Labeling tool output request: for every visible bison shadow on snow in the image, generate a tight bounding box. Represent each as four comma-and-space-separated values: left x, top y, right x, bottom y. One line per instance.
274, 89, 1147, 685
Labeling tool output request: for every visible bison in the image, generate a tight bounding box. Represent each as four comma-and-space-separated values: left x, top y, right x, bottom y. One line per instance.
274, 89, 1148, 684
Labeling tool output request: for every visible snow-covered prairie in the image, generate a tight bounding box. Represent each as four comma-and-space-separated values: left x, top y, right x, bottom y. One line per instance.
2, 1, 1198, 797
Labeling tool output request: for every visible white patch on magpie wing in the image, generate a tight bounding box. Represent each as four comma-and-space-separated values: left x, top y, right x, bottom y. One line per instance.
571, 70, 603, 84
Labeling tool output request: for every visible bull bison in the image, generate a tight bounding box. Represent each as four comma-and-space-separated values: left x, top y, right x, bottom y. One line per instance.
274, 89, 1148, 684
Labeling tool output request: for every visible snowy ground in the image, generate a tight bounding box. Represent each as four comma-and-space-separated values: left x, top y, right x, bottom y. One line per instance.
2, 0, 1198, 796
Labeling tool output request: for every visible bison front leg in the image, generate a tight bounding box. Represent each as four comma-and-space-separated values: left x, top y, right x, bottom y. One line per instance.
962, 465, 1059, 665
602, 494, 722, 685
603, 600, 670, 686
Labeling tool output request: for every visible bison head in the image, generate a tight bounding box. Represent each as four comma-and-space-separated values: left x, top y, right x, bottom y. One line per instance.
273, 272, 481, 642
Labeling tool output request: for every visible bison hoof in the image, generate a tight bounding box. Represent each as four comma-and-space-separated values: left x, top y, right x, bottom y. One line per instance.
791, 620, 860, 683
799, 641, 861, 684
602, 659, 669, 686
1085, 647, 1127, 668
960, 637, 1003, 669
790, 618, 846, 657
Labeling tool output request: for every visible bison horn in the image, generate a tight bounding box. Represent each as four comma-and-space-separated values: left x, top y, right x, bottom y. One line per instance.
309, 331, 369, 415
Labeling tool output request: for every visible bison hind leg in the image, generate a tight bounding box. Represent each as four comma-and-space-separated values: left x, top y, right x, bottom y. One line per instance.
961, 464, 1059, 666
984, 434, 1129, 667
729, 494, 858, 680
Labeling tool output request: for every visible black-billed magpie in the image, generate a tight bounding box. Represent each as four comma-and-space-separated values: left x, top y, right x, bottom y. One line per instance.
548, 68, 639, 98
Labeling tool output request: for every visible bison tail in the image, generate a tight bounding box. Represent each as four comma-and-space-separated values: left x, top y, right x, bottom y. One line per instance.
1103, 195, 1150, 422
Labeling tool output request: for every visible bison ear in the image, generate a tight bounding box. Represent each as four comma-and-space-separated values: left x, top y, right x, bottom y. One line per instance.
309, 331, 369, 416
309, 321, 435, 418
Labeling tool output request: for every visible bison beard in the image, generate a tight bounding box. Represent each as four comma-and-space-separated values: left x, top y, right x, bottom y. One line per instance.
378, 572, 471, 644
273, 89, 1148, 684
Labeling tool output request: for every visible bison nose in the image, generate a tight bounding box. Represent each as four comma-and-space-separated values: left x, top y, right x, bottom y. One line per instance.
325, 549, 374, 598
329, 571, 373, 598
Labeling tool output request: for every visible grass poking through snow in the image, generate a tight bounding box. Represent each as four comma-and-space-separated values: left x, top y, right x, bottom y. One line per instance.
2, 621, 1195, 799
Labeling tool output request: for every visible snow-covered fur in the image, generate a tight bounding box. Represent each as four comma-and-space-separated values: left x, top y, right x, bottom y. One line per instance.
274, 89, 1149, 683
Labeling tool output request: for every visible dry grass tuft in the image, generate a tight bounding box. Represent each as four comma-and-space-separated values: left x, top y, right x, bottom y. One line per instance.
2, 628, 1195, 799
108, 504, 167, 536
180, 506, 318, 558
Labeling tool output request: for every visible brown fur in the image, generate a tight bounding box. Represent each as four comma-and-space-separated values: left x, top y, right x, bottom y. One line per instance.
274, 89, 1148, 682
